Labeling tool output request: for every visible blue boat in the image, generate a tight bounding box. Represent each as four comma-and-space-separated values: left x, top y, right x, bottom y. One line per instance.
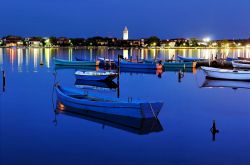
53, 58, 99, 66
56, 85, 163, 119
75, 70, 118, 81
177, 55, 205, 62
116, 60, 163, 69
226, 57, 238, 61
56, 101, 163, 135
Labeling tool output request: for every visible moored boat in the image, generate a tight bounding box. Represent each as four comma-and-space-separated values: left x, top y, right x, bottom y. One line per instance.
226, 57, 238, 62
201, 66, 250, 81
116, 59, 163, 69
53, 58, 99, 66
163, 61, 196, 68
56, 85, 163, 119
75, 70, 118, 81
56, 101, 163, 135
232, 60, 250, 69
177, 55, 205, 62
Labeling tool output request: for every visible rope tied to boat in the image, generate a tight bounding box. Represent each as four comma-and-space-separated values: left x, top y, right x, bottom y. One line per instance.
149, 103, 157, 119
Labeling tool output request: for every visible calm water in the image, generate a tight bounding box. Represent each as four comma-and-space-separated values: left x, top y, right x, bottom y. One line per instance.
0, 48, 250, 165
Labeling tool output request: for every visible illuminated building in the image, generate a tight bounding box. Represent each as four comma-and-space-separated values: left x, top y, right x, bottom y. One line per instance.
123, 26, 128, 40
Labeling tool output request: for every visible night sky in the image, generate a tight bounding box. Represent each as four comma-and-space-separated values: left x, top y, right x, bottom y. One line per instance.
1, 0, 250, 39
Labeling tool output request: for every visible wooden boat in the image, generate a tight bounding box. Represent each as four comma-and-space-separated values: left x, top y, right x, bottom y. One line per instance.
117, 60, 163, 69
201, 66, 250, 81
163, 61, 196, 68
56, 101, 163, 135
53, 58, 99, 66
177, 55, 205, 62
232, 60, 250, 69
56, 85, 163, 119
75, 70, 118, 81
75, 79, 118, 89
201, 79, 250, 89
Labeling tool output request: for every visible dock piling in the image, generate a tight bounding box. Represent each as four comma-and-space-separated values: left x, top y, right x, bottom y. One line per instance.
2, 70, 5, 92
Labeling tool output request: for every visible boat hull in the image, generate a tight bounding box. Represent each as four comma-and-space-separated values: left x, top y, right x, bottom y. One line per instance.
117, 60, 162, 69
201, 67, 250, 81
75, 74, 117, 81
54, 58, 99, 66
56, 101, 163, 135
56, 86, 163, 119
177, 55, 204, 62
163, 61, 196, 68
232, 60, 250, 69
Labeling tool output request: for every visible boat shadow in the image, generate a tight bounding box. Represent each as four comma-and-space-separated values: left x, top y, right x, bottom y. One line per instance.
201, 78, 250, 89
55, 100, 164, 135
75, 79, 118, 89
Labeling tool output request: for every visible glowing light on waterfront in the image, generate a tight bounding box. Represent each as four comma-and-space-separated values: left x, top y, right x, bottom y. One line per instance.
123, 49, 128, 59
34, 48, 38, 72
89, 48, 93, 60
68, 48, 73, 61
0, 48, 3, 66
17, 48, 23, 72
203, 37, 211, 42
140, 49, 144, 59
150, 49, 156, 59
123, 26, 128, 40
168, 49, 176, 59
45, 48, 51, 68
246, 48, 250, 58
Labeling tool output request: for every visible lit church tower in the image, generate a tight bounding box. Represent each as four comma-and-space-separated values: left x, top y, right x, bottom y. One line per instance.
123, 26, 128, 40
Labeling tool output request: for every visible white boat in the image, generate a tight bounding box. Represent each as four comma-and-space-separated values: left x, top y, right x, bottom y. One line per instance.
201, 66, 250, 81
75, 70, 118, 81
232, 60, 250, 69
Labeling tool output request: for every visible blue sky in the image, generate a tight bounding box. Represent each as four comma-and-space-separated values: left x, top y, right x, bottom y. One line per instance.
1, 0, 250, 39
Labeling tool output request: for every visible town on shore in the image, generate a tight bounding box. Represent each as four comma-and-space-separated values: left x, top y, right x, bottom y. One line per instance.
1, 35, 250, 49
0, 27, 250, 49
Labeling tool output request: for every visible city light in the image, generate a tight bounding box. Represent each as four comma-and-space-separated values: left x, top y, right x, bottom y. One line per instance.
203, 37, 211, 42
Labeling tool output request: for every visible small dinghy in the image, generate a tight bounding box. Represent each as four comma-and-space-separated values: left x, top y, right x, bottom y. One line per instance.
55, 85, 163, 119
232, 60, 250, 69
75, 70, 118, 81
163, 61, 196, 68
177, 55, 205, 62
116, 59, 163, 70
201, 66, 250, 81
56, 101, 163, 135
53, 58, 99, 66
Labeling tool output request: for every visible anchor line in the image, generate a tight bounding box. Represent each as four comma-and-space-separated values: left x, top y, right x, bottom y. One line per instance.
149, 103, 157, 119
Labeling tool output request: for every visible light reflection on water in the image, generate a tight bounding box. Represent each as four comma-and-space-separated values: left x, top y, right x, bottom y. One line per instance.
3, 47, 250, 72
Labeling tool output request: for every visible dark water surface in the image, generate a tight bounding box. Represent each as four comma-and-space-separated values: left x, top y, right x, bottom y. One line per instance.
0, 48, 250, 165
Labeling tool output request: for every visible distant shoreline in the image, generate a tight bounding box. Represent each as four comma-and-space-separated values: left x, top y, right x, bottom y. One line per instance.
0, 46, 248, 49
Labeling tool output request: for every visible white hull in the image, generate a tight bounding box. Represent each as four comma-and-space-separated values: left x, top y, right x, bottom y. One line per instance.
201, 67, 250, 81
232, 60, 250, 69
